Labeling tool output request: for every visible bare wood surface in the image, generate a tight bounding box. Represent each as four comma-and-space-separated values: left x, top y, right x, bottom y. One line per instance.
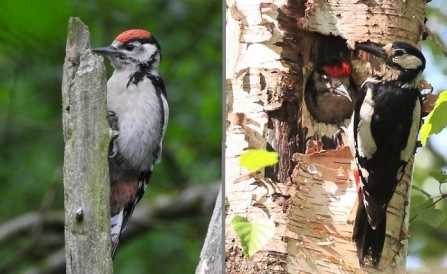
62, 17, 113, 274
195, 186, 223, 274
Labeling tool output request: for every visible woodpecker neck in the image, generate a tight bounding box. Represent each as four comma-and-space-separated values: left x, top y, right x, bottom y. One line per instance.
375, 65, 422, 88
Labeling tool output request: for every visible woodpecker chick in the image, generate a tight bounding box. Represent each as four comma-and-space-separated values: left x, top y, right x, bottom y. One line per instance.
349, 41, 425, 267
305, 60, 356, 124
93, 29, 168, 258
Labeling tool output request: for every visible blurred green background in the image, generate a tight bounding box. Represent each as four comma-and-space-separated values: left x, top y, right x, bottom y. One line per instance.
0, 0, 221, 273
408, 2, 447, 272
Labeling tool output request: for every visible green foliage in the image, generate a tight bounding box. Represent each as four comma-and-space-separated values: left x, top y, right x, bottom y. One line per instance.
230, 216, 275, 258
0, 0, 221, 272
240, 149, 279, 172
420, 91, 447, 146
411, 195, 445, 227
410, 170, 447, 228
428, 170, 447, 184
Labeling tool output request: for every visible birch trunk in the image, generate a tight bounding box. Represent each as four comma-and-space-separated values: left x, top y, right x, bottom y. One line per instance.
225, 0, 427, 273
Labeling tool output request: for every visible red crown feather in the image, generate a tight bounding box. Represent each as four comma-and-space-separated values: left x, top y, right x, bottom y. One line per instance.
322, 61, 352, 78
115, 29, 152, 43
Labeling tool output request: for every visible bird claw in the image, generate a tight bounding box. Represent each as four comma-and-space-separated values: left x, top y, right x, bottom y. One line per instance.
107, 111, 119, 158
333, 126, 347, 147
107, 111, 119, 131
108, 138, 119, 158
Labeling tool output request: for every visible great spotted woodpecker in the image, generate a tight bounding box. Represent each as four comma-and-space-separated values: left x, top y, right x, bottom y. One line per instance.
92, 29, 169, 258
349, 41, 425, 267
305, 59, 356, 125
304, 58, 357, 148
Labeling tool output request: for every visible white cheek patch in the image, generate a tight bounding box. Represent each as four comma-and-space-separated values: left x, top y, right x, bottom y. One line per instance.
142, 43, 159, 59
393, 55, 423, 70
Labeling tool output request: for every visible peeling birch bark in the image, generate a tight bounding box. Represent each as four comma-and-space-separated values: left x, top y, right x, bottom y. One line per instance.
226, 0, 426, 273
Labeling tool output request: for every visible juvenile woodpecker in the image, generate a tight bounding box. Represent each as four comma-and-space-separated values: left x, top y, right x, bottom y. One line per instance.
349, 41, 425, 267
305, 59, 356, 125
92, 29, 168, 258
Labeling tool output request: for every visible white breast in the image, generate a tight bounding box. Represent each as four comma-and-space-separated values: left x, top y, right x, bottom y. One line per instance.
107, 71, 164, 171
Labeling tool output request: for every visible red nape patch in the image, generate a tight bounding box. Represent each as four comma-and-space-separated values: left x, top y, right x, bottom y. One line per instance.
322, 62, 352, 78
115, 29, 151, 43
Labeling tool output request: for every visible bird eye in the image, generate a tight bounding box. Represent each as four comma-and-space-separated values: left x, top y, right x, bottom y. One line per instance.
125, 44, 135, 51
394, 49, 405, 56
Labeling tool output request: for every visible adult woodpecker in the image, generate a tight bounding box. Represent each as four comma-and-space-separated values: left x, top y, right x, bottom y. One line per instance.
92, 29, 168, 258
349, 41, 425, 267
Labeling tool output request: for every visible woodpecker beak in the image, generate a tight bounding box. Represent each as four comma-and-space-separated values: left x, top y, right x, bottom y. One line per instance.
334, 84, 352, 102
92, 46, 118, 56
355, 43, 387, 59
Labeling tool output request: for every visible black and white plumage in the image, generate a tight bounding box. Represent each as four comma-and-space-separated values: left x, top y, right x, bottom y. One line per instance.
349, 41, 425, 267
93, 29, 169, 258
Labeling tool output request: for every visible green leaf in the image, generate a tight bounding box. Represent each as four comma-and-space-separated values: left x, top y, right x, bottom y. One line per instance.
429, 170, 447, 184
410, 195, 432, 221
240, 149, 279, 172
420, 91, 447, 146
410, 195, 445, 227
231, 216, 275, 258
411, 195, 432, 207
413, 207, 446, 227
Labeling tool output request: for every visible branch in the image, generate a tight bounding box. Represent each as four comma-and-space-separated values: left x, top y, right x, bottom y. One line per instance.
17, 183, 220, 274
0, 168, 61, 273
414, 15, 447, 58
0, 211, 64, 245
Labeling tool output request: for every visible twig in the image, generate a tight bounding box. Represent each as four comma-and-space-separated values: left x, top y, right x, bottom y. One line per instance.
0, 211, 64, 244
414, 15, 447, 58
0, 167, 61, 273
12, 182, 220, 274
412, 184, 432, 198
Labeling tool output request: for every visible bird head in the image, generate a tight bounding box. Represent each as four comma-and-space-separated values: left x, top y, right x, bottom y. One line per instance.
314, 60, 353, 102
355, 41, 425, 82
92, 29, 161, 71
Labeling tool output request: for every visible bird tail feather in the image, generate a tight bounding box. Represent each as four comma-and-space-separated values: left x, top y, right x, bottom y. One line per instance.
352, 201, 386, 268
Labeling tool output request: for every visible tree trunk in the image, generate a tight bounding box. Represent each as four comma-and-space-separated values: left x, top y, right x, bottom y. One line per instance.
225, 0, 426, 273
195, 187, 223, 274
62, 17, 113, 274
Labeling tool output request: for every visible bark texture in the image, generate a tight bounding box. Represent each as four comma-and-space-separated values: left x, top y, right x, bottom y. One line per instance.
62, 17, 113, 274
195, 187, 223, 274
226, 0, 426, 273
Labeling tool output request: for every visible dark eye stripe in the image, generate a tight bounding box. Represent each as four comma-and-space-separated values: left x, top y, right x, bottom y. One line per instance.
394, 49, 405, 56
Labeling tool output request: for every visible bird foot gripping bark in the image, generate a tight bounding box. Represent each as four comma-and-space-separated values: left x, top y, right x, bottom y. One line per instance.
107, 111, 120, 158
107, 110, 119, 131
333, 125, 348, 147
